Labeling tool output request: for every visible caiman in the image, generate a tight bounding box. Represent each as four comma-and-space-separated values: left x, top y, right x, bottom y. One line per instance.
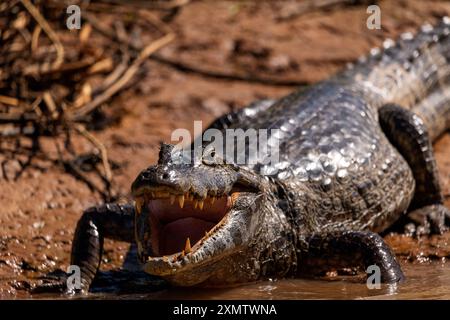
70, 18, 450, 292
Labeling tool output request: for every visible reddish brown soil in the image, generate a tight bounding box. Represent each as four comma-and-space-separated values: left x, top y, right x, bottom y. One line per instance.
1, 0, 450, 298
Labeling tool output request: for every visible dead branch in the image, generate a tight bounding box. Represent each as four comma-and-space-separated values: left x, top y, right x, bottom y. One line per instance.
150, 54, 309, 87
74, 124, 112, 185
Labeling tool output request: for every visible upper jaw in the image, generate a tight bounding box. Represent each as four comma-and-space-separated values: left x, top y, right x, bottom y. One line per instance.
133, 187, 226, 213
130, 164, 240, 201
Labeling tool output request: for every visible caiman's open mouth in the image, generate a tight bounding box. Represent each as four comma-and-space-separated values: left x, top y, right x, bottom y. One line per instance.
134, 188, 244, 262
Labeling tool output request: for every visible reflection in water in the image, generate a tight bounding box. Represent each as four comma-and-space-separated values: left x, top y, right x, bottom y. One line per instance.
136, 262, 449, 300
385, 283, 399, 297
35, 261, 450, 300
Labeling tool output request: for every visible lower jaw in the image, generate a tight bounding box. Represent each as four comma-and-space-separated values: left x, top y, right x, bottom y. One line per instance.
143, 247, 255, 287
143, 254, 224, 286
142, 192, 258, 279
143, 253, 213, 283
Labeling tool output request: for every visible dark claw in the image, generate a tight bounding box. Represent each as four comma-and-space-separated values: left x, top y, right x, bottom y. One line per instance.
29, 275, 68, 295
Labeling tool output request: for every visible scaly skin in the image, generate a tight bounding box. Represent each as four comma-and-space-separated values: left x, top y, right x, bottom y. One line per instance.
68, 18, 450, 292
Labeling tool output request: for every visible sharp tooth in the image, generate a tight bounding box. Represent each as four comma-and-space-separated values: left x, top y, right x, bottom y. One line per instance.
210, 197, 215, 205
198, 200, 204, 210
181, 250, 185, 257
184, 237, 191, 254
135, 197, 144, 215
193, 200, 198, 209
231, 192, 240, 204
178, 195, 185, 208
170, 194, 175, 205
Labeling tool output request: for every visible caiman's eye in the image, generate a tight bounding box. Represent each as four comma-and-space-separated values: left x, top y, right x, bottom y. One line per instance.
202, 146, 224, 166
170, 146, 192, 165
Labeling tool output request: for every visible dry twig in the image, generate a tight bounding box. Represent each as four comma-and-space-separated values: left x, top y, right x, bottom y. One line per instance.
20, 0, 64, 73
69, 32, 175, 120
74, 124, 112, 186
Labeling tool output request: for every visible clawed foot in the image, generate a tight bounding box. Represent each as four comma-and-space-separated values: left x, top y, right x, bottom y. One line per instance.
403, 204, 450, 236
28, 270, 76, 295
28, 269, 167, 295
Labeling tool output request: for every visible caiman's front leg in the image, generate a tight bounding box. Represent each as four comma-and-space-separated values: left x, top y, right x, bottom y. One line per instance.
379, 104, 450, 235
70, 203, 135, 292
299, 231, 404, 283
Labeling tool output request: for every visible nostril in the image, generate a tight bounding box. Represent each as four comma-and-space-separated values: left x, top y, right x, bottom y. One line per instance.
142, 170, 151, 179
162, 172, 169, 180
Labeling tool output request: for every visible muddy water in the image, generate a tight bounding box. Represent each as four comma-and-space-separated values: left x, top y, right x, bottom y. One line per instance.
30, 261, 449, 300
114, 263, 450, 300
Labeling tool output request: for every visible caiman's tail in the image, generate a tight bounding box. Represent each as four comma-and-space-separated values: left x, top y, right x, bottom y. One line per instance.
408, 17, 450, 141
412, 81, 450, 141
344, 17, 450, 141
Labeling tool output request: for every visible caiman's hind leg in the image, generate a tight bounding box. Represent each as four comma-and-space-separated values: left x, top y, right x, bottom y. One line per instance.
379, 104, 450, 235
70, 203, 135, 292
299, 231, 404, 283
